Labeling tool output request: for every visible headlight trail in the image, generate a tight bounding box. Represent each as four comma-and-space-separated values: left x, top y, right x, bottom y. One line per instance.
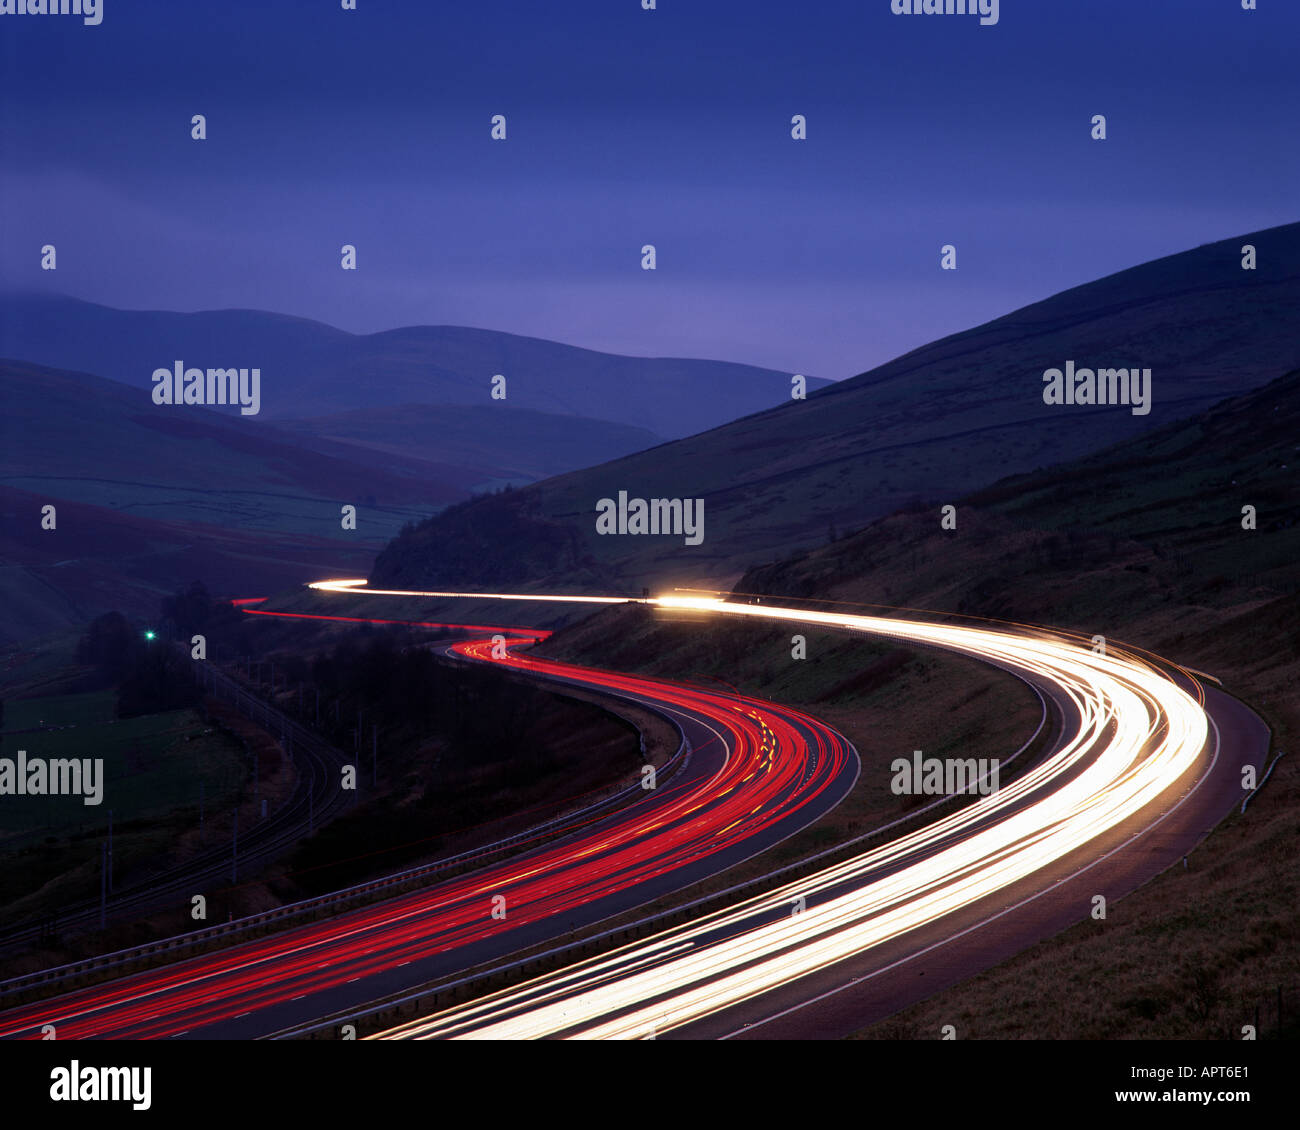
345, 590, 1212, 1040
308, 579, 633, 605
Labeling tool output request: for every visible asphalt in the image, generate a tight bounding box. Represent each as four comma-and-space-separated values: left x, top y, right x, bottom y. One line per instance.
0, 647, 859, 1040
680, 682, 1270, 1039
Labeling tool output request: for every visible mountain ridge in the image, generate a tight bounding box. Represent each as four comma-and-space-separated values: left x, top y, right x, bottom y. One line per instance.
369, 221, 1300, 593
0, 293, 828, 438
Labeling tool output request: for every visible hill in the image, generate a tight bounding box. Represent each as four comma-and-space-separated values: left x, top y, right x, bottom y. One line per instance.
370, 221, 1300, 594
0, 358, 452, 643
740, 366, 1300, 634
0, 294, 824, 440
275, 403, 664, 490
0, 359, 453, 536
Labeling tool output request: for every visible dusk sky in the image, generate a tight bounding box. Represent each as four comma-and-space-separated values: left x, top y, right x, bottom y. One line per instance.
2, 0, 1296, 379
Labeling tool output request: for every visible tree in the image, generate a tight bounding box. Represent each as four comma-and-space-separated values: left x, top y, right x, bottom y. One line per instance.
161, 581, 213, 639
77, 611, 142, 679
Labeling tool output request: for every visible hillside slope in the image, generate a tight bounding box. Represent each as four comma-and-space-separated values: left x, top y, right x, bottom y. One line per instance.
276, 403, 664, 489
740, 366, 1300, 632
372, 222, 1300, 593
0, 359, 455, 534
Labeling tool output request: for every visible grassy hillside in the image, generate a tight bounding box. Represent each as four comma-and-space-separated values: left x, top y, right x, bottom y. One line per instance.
0, 481, 384, 646
0, 359, 462, 525
740, 367, 1300, 633
370, 221, 1300, 593
0, 357, 466, 644
276, 402, 664, 491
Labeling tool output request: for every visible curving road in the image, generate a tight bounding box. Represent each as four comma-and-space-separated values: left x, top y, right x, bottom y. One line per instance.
1, 582, 1267, 1041
356, 592, 1269, 1040
0, 605, 857, 1040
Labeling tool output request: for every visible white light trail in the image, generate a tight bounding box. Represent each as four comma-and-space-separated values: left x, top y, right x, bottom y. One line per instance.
314, 586, 1210, 1041
308, 579, 632, 605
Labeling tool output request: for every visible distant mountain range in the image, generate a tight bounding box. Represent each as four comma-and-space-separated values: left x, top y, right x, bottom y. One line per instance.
370, 221, 1300, 594
6, 223, 1299, 645
0, 294, 826, 440
0, 354, 673, 643
0, 299, 825, 643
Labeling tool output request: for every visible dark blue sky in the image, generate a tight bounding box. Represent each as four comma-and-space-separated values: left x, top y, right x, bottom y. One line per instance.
2, 0, 1296, 379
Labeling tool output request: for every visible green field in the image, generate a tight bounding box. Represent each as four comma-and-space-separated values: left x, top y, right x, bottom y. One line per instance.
3, 690, 116, 732
0, 691, 251, 926
0, 695, 246, 847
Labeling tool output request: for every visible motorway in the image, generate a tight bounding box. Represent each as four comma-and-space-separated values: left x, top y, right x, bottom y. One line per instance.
0, 609, 857, 1040
359, 593, 1269, 1040
0, 583, 1269, 1040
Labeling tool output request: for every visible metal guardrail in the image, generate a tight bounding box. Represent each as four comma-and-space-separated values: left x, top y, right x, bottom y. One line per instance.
0, 694, 690, 1000
271, 682, 1054, 1040
1240, 750, 1284, 813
